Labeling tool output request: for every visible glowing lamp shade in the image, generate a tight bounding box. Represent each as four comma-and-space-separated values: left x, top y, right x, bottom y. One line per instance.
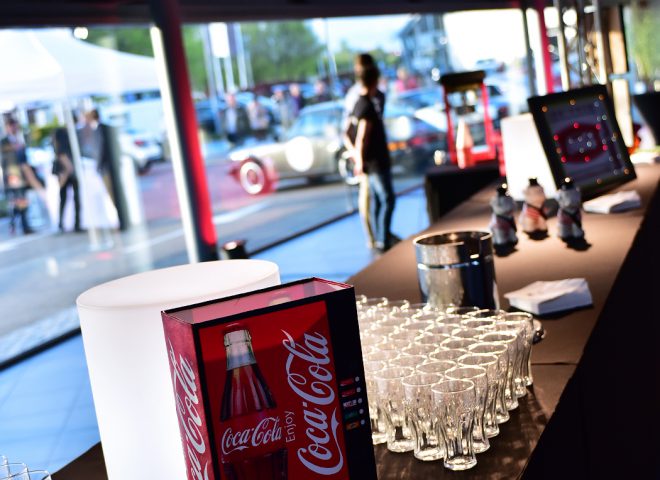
76, 260, 280, 480
501, 113, 557, 201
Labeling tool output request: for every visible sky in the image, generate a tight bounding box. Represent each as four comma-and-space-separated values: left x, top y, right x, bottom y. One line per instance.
310, 15, 411, 53
311, 10, 534, 69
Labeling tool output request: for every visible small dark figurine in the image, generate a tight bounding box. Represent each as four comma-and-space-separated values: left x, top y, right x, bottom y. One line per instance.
519, 177, 548, 238
557, 177, 585, 241
489, 183, 518, 247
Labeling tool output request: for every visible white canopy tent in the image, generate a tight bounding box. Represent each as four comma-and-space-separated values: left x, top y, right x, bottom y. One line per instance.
0, 28, 160, 235
0, 28, 159, 105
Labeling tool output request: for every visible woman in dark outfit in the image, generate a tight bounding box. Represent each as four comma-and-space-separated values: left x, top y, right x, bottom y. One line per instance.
53, 127, 82, 232
352, 65, 396, 252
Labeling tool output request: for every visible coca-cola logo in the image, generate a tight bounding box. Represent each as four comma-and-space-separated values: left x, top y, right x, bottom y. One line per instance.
282, 330, 345, 476
221, 416, 283, 455
168, 340, 210, 480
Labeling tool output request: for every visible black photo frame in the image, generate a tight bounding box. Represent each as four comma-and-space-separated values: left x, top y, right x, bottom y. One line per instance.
528, 85, 636, 200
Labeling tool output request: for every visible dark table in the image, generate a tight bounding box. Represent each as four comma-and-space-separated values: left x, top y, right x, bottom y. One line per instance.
54, 164, 660, 479
350, 163, 660, 479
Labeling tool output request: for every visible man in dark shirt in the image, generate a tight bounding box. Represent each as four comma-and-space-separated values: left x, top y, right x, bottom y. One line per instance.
352, 65, 396, 252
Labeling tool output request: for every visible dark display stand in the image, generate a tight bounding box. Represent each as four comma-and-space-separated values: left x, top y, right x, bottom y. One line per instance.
424, 162, 500, 223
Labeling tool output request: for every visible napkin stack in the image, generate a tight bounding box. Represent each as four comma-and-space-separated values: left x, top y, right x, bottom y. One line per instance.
583, 190, 641, 214
504, 278, 592, 315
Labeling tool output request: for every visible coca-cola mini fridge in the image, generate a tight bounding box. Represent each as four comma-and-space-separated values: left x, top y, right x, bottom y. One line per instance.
162, 278, 377, 480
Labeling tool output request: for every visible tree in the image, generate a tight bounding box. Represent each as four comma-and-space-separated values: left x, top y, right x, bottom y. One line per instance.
240, 21, 323, 85
85, 25, 208, 94
86, 26, 153, 57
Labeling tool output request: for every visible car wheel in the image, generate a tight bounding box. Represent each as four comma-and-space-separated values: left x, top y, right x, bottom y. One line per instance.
337, 152, 360, 186
239, 159, 270, 195
134, 158, 152, 175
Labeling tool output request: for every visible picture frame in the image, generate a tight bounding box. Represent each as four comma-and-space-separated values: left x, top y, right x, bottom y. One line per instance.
527, 85, 636, 200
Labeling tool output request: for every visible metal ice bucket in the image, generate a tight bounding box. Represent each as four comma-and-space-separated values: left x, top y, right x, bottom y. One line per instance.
413, 231, 499, 309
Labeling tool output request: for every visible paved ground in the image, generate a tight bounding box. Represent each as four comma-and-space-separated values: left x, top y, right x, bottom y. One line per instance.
0, 149, 422, 354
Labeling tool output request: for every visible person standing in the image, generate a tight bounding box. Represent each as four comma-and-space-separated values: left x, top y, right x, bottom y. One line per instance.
222, 93, 249, 145
52, 127, 82, 232
1, 118, 42, 234
247, 95, 271, 140
352, 65, 396, 253
343, 53, 385, 249
288, 83, 305, 118
78, 109, 124, 230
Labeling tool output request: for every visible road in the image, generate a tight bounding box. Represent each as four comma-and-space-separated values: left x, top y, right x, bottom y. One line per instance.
0, 155, 422, 340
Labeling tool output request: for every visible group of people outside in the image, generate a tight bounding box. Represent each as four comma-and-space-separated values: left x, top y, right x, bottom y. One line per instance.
1, 109, 120, 236
221, 79, 338, 145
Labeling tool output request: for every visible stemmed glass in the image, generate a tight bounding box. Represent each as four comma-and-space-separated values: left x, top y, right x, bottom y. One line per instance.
432, 379, 478, 471
374, 366, 415, 452
402, 373, 444, 461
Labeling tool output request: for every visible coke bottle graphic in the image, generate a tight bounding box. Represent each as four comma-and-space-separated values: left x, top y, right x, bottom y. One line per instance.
220, 328, 287, 480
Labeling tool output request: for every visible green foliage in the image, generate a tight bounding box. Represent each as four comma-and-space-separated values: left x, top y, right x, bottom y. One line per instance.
85, 25, 208, 94
86, 26, 153, 57
629, 1, 660, 86
27, 121, 60, 147
181, 26, 207, 94
241, 21, 323, 84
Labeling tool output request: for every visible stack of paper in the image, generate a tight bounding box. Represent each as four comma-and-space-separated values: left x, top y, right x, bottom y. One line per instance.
583, 190, 641, 214
504, 278, 592, 315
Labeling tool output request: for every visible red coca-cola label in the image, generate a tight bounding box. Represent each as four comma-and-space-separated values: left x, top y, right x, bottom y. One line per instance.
220, 411, 284, 460
282, 329, 345, 476
199, 301, 350, 479
164, 328, 215, 480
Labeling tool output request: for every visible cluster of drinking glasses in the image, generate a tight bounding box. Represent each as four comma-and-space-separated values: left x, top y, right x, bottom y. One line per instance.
356, 296, 536, 471
0, 456, 51, 480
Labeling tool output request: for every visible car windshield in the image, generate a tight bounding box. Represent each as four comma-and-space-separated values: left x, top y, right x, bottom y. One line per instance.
287, 105, 341, 139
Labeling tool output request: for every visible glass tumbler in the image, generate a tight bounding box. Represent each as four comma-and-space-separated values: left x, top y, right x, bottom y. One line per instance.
446, 366, 490, 453
502, 312, 535, 387
479, 332, 519, 411
458, 353, 500, 438
445, 306, 480, 315
432, 379, 478, 471
387, 299, 411, 313
440, 337, 477, 353
493, 319, 528, 398
5, 472, 52, 480
467, 309, 506, 320
0, 464, 28, 479
374, 366, 415, 452
429, 348, 464, 363
363, 359, 388, 445
402, 373, 444, 461
468, 342, 510, 425
417, 360, 456, 376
